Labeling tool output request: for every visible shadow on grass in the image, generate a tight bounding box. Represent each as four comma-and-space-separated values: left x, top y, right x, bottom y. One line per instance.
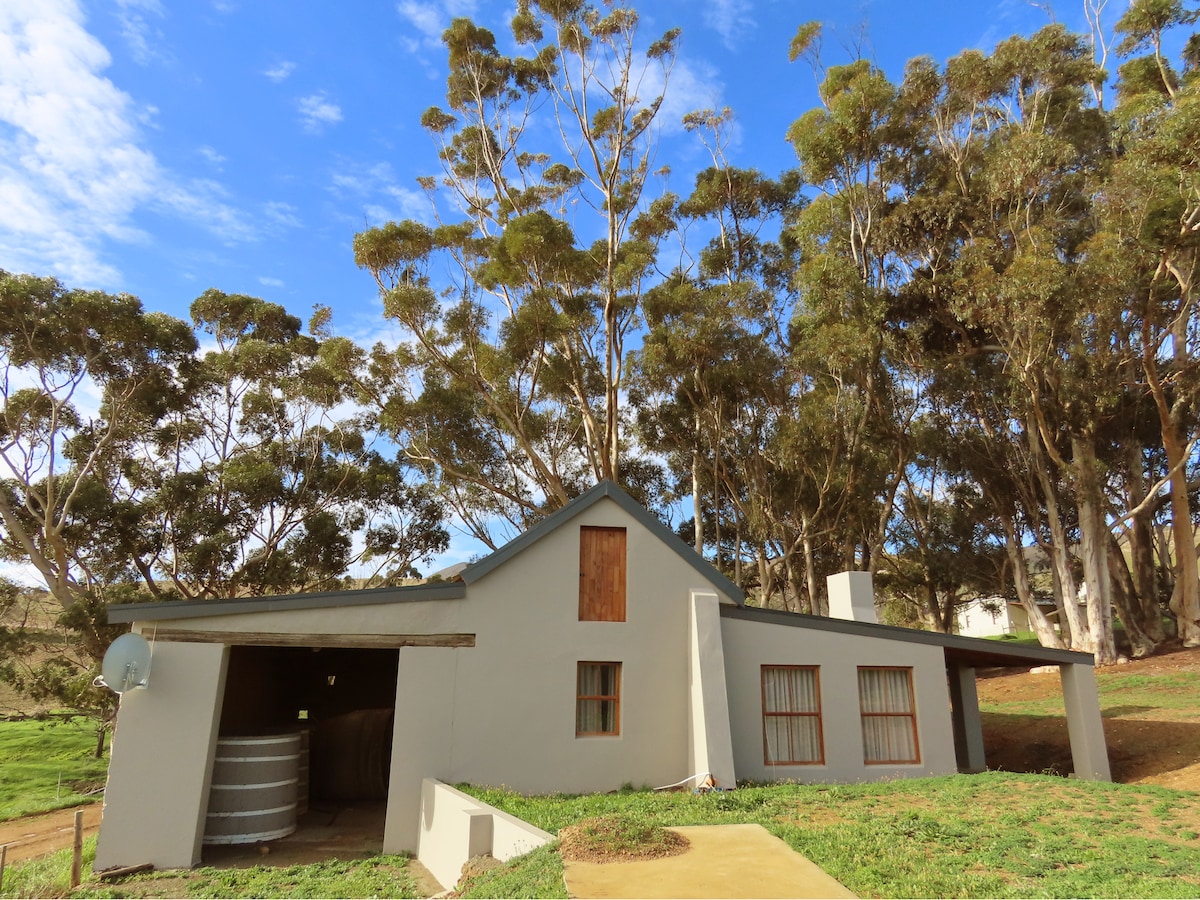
980, 710, 1200, 783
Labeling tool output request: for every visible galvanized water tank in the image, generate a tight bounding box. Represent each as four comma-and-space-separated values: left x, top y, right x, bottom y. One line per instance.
204, 733, 302, 845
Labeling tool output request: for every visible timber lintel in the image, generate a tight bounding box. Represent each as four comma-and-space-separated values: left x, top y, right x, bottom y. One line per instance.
148, 629, 475, 649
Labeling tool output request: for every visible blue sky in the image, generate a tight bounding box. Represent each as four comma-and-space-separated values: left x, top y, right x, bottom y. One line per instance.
2, 0, 1083, 328
1, 0, 1092, 573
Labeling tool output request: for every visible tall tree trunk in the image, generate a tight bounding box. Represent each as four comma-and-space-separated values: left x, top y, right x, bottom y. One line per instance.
692, 439, 703, 555
1125, 441, 1166, 643
1001, 514, 1064, 648
801, 513, 822, 616
1074, 436, 1116, 664
1029, 424, 1088, 649
1162, 427, 1200, 646
1144, 328, 1200, 646
1108, 534, 1157, 658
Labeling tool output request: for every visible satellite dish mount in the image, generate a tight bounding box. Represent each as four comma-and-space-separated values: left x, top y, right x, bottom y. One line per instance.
98, 633, 153, 694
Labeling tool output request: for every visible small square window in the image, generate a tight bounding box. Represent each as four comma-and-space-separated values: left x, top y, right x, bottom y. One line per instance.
576, 661, 620, 736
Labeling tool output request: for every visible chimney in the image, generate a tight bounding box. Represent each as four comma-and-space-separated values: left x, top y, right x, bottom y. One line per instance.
827, 571, 878, 624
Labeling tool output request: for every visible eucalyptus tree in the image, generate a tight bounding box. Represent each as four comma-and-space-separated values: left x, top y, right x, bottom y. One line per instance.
884, 26, 1128, 659
0, 272, 195, 736
116, 291, 448, 599
354, 0, 680, 545
631, 106, 806, 604
783, 26, 925, 581
1102, 0, 1200, 646
0, 271, 198, 611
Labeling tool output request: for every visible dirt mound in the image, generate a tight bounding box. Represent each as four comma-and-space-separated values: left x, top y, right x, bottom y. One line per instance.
558, 816, 690, 864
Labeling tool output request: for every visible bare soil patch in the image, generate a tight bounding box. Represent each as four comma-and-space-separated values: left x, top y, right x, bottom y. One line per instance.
0, 803, 102, 864
978, 643, 1200, 790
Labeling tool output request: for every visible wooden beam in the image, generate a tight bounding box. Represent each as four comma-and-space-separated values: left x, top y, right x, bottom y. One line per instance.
151, 629, 475, 649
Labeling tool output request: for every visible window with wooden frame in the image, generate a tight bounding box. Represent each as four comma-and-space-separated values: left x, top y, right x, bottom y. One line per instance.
576, 662, 620, 736
761, 666, 824, 765
579, 526, 626, 621
857, 666, 920, 764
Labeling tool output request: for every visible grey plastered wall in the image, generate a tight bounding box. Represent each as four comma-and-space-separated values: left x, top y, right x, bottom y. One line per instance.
94, 641, 229, 870
385, 646, 459, 853
721, 614, 957, 784
416, 499, 738, 804
101, 495, 739, 858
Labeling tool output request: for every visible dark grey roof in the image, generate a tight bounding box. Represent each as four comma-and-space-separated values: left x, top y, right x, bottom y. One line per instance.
720, 604, 1094, 668
462, 480, 745, 605
106, 581, 466, 624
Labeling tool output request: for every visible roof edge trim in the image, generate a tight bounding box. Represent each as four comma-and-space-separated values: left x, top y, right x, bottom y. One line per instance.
107, 581, 467, 624
720, 604, 1094, 666
461, 480, 745, 605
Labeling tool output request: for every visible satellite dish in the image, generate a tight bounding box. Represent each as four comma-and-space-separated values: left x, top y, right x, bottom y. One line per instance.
99, 633, 153, 694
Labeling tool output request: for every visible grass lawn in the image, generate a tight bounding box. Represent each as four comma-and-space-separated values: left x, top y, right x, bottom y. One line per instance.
0, 717, 108, 821
458, 773, 1200, 899
4, 652, 1199, 898
0, 838, 421, 899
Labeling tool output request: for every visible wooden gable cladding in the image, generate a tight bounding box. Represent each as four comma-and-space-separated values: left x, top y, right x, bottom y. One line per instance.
578, 525, 626, 621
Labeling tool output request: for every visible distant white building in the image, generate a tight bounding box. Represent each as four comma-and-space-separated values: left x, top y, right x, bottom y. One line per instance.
956, 596, 1081, 639
956, 597, 1021, 638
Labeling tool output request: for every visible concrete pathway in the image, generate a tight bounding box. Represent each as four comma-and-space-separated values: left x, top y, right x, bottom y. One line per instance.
562, 823, 856, 899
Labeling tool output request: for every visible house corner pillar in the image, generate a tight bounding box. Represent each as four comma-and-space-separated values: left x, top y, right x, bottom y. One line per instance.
1060, 663, 1111, 781
947, 662, 987, 773
688, 590, 736, 789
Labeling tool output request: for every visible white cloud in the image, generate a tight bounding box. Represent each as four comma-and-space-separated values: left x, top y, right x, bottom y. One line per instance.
0, 0, 253, 286
298, 92, 343, 133
115, 0, 167, 65
197, 144, 225, 167
264, 200, 301, 229
258, 276, 284, 288
396, 0, 477, 47
329, 160, 427, 224
702, 0, 756, 49
624, 53, 723, 137
263, 60, 295, 83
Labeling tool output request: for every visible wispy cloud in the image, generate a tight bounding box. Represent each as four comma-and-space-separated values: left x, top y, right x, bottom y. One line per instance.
329, 160, 427, 225
633, 54, 723, 137
115, 0, 167, 65
197, 144, 225, 167
264, 200, 301, 228
263, 60, 295, 83
702, 0, 756, 49
298, 92, 343, 132
0, 0, 252, 286
258, 275, 284, 288
396, 0, 478, 48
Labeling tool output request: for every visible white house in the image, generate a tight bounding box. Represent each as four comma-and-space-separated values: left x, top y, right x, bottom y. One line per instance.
95, 481, 1109, 872
956, 596, 1081, 639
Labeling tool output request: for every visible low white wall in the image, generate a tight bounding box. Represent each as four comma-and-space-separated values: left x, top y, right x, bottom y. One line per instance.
722, 615, 957, 784
417, 779, 554, 891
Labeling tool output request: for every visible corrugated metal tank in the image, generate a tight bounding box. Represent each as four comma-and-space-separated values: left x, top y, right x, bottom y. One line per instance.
203, 733, 303, 845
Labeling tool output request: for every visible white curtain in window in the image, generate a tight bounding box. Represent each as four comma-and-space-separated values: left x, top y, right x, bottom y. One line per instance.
858, 668, 917, 763
577, 663, 618, 733
762, 667, 821, 763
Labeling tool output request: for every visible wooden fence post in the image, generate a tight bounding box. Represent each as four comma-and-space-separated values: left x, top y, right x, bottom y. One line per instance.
1, 842, 8, 891
71, 810, 83, 889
